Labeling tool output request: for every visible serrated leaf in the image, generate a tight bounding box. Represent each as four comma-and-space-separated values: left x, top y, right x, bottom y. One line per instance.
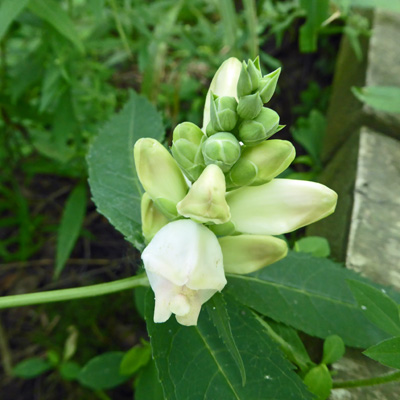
352, 86, 400, 114
0, 0, 29, 41
206, 293, 246, 386
347, 280, 400, 337
87, 91, 164, 248
54, 182, 87, 279
322, 335, 345, 365
135, 359, 164, 400
13, 357, 52, 378
363, 336, 400, 369
146, 291, 313, 400
120, 342, 151, 376
226, 252, 394, 348
28, 0, 84, 53
78, 352, 128, 390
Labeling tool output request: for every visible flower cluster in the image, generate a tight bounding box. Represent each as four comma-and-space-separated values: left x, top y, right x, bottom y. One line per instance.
134, 57, 337, 326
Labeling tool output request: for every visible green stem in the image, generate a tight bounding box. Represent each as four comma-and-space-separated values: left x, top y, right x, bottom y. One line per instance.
333, 370, 400, 389
107, 0, 133, 59
0, 275, 149, 309
243, 0, 259, 59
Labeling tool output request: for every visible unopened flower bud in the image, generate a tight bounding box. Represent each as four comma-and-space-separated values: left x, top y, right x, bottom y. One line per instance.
259, 68, 281, 103
219, 234, 288, 274
134, 138, 188, 219
237, 58, 262, 97
171, 122, 206, 182
210, 95, 238, 132
247, 57, 262, 90
237, 61, 253, 98
237, 92, 263, 120
238, 107, 280, 146
202, 132, 241, 172
227, 140, 295, 187
177, 164, 230, 224
141, 192, 170, 244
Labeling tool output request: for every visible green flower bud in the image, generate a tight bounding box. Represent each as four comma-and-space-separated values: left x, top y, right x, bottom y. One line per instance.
259, 68, 281, 103
177, 164, 231, 224
210, 94, 238, 132
206, 121, 218, 137
237, 61, 253, 98
238, 107, 280, 146
247, 57, 262, 91
171, 122, 206, 182
237, 92, 263, 120
227, 140, 295, 187
237, 58, 262, 97
219, 234, 288, 274
134, 138, 188, 219
202, 132, 241, 172
141, 192, 170, 244
207, 220, 236, 236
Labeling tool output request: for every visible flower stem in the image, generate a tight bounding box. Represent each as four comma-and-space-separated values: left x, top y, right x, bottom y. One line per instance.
0, 275, 149, 309
333, 370, 400, 389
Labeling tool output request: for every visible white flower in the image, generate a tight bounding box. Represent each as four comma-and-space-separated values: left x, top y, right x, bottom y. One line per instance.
142, 219, 226, 326
226, 179, 338, 235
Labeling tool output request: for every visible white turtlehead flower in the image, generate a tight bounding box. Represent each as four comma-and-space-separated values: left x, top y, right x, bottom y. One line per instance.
142, 219, 226, 326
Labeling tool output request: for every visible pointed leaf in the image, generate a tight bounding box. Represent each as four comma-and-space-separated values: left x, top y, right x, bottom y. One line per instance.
352, 86, 400, 114
363, 336, 400, 369
55, 182, 87, 279
206, 293, 246, 386
28, 0, 84, 53
226, 252, 396, 348
0, 0, 29, 41
87, 91, 164, 248
146, 291, 313, 400
347, 280, 400, 337
13, 357, 52, 378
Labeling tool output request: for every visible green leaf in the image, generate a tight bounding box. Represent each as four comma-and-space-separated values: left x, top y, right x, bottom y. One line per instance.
363, 336, 400, 369
259, 319, 314, 373
347, 280, 400, 337
322, 335, 345, 365
146, 291, 313, 400
292, 109, 326, 167
206, 293, 246, 386
78, 352, 128, 390
294, 236, 330, 258
303, 364, 332, 400
59, 361, 81, 381
299, 0, 329, 52
120, 342, 151, 376
13, 357, 52, 378
226, 252, 393, 348
0, 0, 29, 41
54, 182, 87, 279
88, 91, 164, 249
135, 359, 164, 400
28, 0, 84, 53
352, 86, 400, 114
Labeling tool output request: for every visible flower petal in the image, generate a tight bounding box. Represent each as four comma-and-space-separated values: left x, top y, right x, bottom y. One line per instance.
219, 235, 288, 274
202, 57, 242, 130
226, 179, 338, 235
142, 219, 226, 290
177, 164, 231, 224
